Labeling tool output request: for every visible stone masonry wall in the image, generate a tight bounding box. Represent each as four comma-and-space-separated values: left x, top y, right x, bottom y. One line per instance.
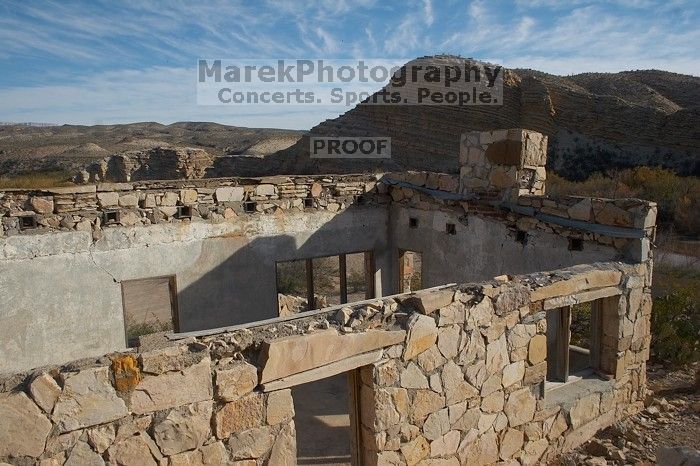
0, 174, 383, 239
0, 261, 652, 465
459, 129, 547, 201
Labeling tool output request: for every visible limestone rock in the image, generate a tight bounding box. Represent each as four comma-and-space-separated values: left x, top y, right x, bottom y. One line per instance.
259, 329, 405, 382
430, 430, 460, 458
53, 366, 128, 432
227, 426, 274, 459
528, 335, 547, 365
130, 356, 213, 414
87, 424, 116, 454
404, 314, 439, 361
29, 372, 62, 413
423, 408, 449, 441
504, 388, 536, 427
441, 361, 478, 406
267, 420, 296, 466
64, 441, 105, 466
215, 362, 259, 401
401, 362, 430, 389
482, 390, 505, 413
169, 442, 229, 466
401, 435, 430, 466
0, 391, 53, 458
31, 196, 54, 214
106, 432, 162, 466
416, 346, 447, 373
215, 392, 265, 439
485, 334, 509, 374
153, 400, 212, 455
139, 345, 193, 374
437, 326, 461, 360
438, 303, 465, 326
457, 430, 498, 465
404, 289, 454, 315
502, 361, 525, 388
499, 428, 524, 460
412, 390, 446, 423
266, 389, 295, 425
215, 186, 245, 202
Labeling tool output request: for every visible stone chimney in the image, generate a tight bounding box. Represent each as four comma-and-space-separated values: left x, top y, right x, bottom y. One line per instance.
458, 128, 547, 201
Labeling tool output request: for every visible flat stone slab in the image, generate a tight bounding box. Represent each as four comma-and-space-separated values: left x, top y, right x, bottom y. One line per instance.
261, 349, 383, 391
52, 366, 128, 433
259, 329, 405, 383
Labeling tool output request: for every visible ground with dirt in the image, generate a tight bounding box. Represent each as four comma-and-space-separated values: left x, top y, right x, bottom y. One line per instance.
555, 363, 700, 465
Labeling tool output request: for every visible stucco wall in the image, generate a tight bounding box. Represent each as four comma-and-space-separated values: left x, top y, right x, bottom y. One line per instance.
0, 206, 390, 374
389, 205, 626, 289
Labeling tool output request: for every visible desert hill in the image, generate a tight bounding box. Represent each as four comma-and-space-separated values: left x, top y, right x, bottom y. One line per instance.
0, 57, 698, 182
270, 57, 699, 179
0, 122, 303, 177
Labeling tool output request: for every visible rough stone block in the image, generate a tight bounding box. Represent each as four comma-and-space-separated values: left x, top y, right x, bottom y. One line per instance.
216, 362, 259, 401
29, 372, 62, 413
259, 329, 405, 383
215, 186, 245, 202
215, 392, 265, 439
403, 314, 439, 361
266, 389, 295, 425
53, 366, 128, 432
0, 392, 53, 458
404, 289, 455, 315
130, 357, 213, 414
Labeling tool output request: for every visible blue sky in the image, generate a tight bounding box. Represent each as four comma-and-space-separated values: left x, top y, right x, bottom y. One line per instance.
0, 0, 697, 129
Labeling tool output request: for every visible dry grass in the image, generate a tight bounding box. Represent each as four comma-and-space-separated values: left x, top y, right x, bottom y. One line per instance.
0, 171, 73, 189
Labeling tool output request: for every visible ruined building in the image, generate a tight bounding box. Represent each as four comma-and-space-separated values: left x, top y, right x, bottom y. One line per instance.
0, 129, 656, 465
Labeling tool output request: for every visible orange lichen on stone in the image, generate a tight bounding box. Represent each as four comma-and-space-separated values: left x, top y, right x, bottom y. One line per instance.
112, 354, 142, 392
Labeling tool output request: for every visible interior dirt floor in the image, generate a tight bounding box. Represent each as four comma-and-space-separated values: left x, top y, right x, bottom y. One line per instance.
292, 373, 353, 466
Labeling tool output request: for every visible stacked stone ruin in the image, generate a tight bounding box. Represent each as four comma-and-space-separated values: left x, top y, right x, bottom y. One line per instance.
0, 128, 656, 465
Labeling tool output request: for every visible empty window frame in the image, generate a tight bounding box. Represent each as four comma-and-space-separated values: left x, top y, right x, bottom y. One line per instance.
275, 252, 375, 316
546, 301, 603, 384
121, 276, 179, 347
398, 250, 423, 293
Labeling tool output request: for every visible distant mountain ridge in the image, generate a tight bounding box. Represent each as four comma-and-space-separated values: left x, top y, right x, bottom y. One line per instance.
270, 57, 699, 179
0, 57, 698, 181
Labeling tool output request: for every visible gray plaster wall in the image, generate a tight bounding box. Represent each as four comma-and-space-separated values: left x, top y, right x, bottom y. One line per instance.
0, 206, 390, 374
388, 205, 626, 291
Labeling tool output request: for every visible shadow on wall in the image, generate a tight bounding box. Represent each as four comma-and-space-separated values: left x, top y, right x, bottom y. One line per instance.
170, 183, 629, 334
174, 190, 392, 332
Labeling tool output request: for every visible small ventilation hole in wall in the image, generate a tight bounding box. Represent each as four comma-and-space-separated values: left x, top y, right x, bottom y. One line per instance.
516, 230, 527, 244
244, 201, 257, 213
176, 205, 193, 220
409, 217, 418, 228
569, 238, 584, 251
446, 223, 456, 235
303, 197, 314, 208
19, 215, 37, 230
103, 210, 120, 225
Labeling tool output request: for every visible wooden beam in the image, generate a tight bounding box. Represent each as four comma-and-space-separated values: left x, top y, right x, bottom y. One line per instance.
340, 254, 348, 304
306, 258, 315, 310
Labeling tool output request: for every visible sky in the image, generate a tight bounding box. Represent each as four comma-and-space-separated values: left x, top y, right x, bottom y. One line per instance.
0, 0, 698, 129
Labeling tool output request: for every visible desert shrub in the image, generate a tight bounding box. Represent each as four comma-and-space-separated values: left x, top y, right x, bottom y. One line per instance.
276, 260, 307, 295
650, 284, 700, 367
0, 170, 72, 189
548, 167, 700, 236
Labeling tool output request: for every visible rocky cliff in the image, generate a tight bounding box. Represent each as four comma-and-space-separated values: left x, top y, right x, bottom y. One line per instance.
269, 56, 699, 179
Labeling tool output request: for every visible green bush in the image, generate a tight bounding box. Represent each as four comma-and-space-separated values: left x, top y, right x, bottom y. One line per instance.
650, 286, 700, 367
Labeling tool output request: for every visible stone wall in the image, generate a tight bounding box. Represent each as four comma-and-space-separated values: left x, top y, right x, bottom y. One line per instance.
0, 174, 381, 239
0, 261, 651, 465
459, 129, 547, 201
